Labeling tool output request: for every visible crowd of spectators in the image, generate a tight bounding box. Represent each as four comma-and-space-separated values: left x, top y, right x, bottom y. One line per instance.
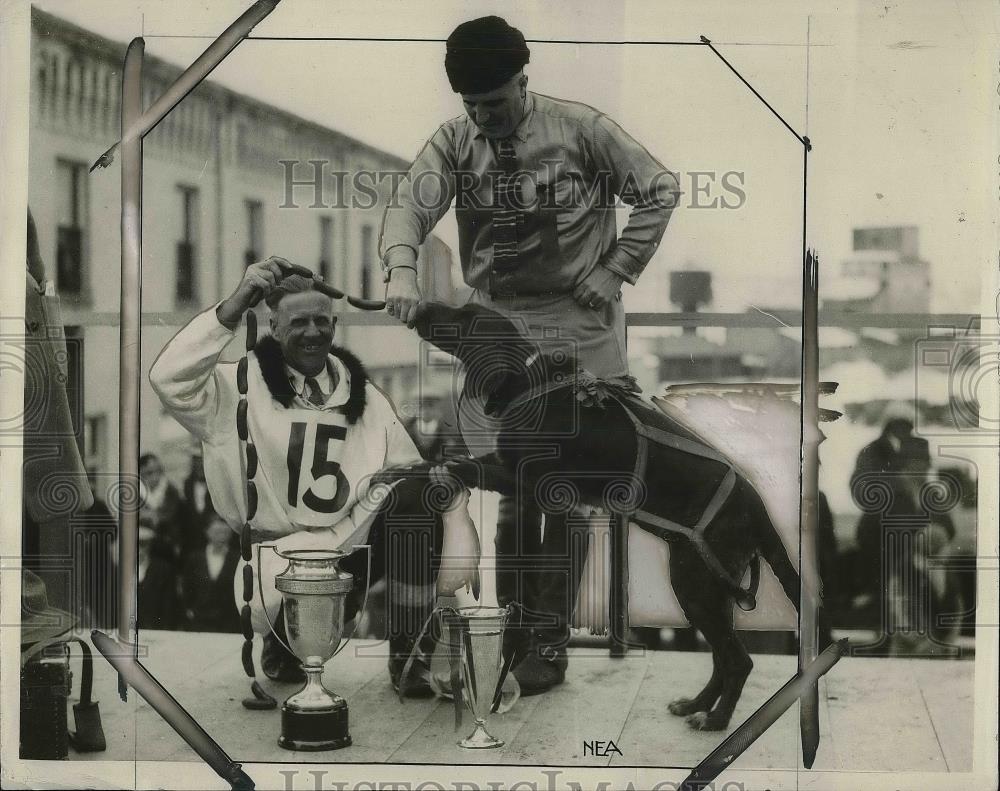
82, 450, 241, 633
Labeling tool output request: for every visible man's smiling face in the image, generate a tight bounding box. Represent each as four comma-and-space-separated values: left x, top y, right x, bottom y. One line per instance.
270, 290, 336, 376
461, 72, 527, 139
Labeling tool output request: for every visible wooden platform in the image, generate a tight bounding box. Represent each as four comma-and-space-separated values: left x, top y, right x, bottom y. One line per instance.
72, 631, 973, 771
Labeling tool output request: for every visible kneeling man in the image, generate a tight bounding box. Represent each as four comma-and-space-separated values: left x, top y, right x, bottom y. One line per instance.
150, 257, 472, 694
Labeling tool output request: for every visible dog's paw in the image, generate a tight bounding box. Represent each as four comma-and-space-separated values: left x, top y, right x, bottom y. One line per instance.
685, 711, 727, 731
668, 697, 703, 716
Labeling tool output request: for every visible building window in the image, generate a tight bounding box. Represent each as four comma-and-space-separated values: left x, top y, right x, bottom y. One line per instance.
319, 216, 332, 282
176, 185, 199, 304
245, 199, 263, 267
56, 159, 88, 298
360, 224, 374, 299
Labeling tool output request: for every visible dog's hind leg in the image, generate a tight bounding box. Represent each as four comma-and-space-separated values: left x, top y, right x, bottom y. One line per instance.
669, 535, 754, 731
666, 643, 723, 717
684, 600, 752, 732
666, 543, 726, 718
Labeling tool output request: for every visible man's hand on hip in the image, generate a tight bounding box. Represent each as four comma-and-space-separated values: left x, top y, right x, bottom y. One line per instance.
573, 267, 624, 310
385, 267, 422, 327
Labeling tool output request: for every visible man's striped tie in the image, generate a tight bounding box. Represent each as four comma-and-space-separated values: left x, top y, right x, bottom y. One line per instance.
491, 137, 521, 296
304, 376, 326, 407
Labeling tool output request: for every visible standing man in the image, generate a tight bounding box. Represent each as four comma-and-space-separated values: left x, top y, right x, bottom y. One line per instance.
380, 16, 679, 694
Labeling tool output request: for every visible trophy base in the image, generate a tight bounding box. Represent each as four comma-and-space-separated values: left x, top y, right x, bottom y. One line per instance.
458, 721, 504, 749
279, 702, 351, 751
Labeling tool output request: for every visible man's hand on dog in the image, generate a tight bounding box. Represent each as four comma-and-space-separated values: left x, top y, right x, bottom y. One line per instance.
384, 246, 422, 326
429, 462, 470, 509
385, 266, 422, 327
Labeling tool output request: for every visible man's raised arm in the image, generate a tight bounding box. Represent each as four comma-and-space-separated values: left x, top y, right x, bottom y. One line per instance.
149, 258, 290, 441
379, 124, 458, 325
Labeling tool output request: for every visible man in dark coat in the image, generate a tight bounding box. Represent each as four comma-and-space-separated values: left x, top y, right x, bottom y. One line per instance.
181, 516, 241, 633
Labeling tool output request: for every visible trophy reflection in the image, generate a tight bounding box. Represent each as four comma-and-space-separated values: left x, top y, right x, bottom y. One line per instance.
451, 605, 514, 749
260, 547, 357, 751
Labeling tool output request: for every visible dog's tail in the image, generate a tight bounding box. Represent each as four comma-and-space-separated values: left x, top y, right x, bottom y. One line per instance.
745, 480, 801, 611
747, 479, 834, 646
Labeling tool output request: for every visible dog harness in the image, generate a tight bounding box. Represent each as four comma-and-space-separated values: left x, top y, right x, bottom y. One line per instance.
498, 369, 763, 609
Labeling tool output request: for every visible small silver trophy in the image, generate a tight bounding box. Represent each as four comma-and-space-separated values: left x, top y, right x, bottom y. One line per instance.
258, 546, 367, 751
448, 605, 515, 749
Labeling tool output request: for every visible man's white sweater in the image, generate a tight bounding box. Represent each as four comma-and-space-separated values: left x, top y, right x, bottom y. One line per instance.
149, 304, 423, 629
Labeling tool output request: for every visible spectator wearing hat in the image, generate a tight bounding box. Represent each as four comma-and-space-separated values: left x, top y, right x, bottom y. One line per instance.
20, 570, 77, 759
850, 421, 958, 643
849, 413, 917, 613
380, 15, 680, 694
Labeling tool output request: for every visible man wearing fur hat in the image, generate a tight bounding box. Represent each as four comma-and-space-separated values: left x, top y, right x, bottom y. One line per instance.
150, 258, 479, 694
380, 15, 679, 693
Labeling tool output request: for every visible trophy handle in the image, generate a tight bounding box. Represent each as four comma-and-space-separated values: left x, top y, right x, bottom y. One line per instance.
254, 543, 296, 658
331, 543, 372, 659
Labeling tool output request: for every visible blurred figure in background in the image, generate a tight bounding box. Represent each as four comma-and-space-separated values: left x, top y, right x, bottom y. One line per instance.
849, 412, 917, 623
108, 521, 179, 631
887, 436, 960, 653
850, 417, 962, 652
181, 515, 240, 633
181, 449, 217, 556
817, 490, 838, 646
138, 453, 184, 568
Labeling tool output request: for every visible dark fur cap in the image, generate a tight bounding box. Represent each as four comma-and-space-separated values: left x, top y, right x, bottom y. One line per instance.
445, 16, 530, 94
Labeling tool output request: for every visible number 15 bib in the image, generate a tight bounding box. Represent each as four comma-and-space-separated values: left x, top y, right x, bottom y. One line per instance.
248, 395, 353, 528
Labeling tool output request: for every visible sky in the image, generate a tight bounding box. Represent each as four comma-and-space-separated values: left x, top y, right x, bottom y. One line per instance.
28, 0, 999, 314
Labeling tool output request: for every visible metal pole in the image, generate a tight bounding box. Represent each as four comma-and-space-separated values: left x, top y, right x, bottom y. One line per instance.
681, 639, 847, 791
117, 35, 144, 672
91, 0, 283, 171
799, 246, 822, 767
92, 631, 255, 789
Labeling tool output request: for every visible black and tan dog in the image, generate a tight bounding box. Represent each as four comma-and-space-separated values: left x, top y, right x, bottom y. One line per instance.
404, 300, 814, 731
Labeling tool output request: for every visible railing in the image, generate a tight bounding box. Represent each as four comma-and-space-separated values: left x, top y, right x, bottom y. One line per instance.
57, 308, 983, 329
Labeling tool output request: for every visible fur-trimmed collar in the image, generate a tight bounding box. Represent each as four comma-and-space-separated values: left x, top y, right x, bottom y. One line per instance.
253, 335, 368, 424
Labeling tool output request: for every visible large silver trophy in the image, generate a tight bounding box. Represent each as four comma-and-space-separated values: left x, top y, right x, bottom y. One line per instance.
257, 546, 366, 751
447, 605, 515, 749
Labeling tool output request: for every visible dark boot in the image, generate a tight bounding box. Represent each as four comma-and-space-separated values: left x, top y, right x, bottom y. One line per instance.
386, 590, 439, 699
494, 493, 542, 670
513, 627, 569, 695
260, 608, 306, 684
388, 632, 435, 698
512, 511, 590, 695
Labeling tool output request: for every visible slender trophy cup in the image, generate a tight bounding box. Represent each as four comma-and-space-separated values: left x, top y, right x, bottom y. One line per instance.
258, 547, 361, 751
451, 605, 513, 749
